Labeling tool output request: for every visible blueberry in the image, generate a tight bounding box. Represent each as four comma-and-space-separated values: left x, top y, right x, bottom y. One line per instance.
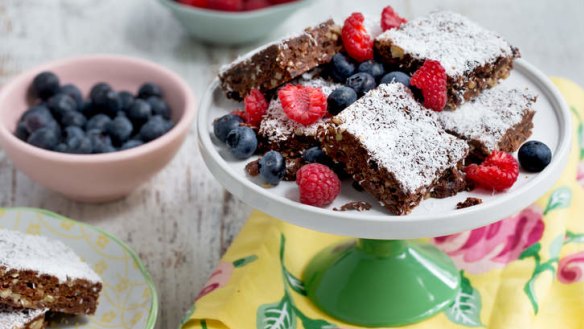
65, 126, 85, 140
120, 139, 144, 151
47, 94, 77, 118
127, 99, 152, 125
139, 115, 171, 142
15, 122, 29, 141
259, 151, 286, 185
66, 136, 93, 154
55, 143, 68, 153
146, 97, 171, 119
27, 127, 60, 150
87, 129, 115, 154
80, 101, 98, 118
31, 71, 60, 100
20, 105, 58, 134
105, 115, 133, 145
380, 71, 411, 87
346, 72, 377, 96
331, 53, 356, 83
86, 114, 112, 132
59, 84, 83, 109
138, 82, 163, 99
89, 83, 112, 101
118, 91, 135, 111
60, 110, 87, 128
302, 147, 328, 164
94, 90, 122, 117
518, 141, 552, 172
358, 61, 385, 82
327, 87, 358, 115
213, 114, 244, 143
225, 126, 257, 160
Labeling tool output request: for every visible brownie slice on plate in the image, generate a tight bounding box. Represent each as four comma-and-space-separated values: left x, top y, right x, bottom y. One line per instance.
219, 19, 342, 100
435, 87, 537, 161
0, 229, 102, 315
0, 306, 47, 329
319, 83, 469, 215
375, 11, 520, 109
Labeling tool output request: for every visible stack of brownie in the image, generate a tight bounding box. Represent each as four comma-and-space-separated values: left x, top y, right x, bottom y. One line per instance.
218, 11, 537, 215
0, 229, 102, 329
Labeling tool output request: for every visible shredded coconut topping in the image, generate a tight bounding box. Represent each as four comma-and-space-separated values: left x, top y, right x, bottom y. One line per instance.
377, 11, 515, 77
336, 83, 468, 193
0, 229, 102, 284
0, 307, 46, 329
435, 87, 537, 151
259, 78, 341, 143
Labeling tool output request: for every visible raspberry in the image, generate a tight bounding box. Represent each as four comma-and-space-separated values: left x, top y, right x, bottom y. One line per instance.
278, 84, 327, 125
465, 151, 519, 191
244, 89, 268, 126
296, 164, 341, 206
208, 0, 243, 11
410, 60, 448, 111
178, 0, 209, 8
342, 13, 374, 62
381, 5, 407, 31
268, 0, 295, 4
244, 0, 270, 10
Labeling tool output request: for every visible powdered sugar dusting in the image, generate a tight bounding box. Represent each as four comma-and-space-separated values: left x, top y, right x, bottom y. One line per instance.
0, 307, 46, 329
0, 229, 102, 284
259, 78, 341, 143
336, 83, 468, 193
436, 87, 537, 151
377, 11, 515, 77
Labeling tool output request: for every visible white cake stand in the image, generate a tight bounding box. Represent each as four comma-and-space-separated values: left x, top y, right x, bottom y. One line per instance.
197, 59, 572, 327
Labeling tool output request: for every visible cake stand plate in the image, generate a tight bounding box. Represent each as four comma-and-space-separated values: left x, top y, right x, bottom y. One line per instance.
197, 59, 571, 326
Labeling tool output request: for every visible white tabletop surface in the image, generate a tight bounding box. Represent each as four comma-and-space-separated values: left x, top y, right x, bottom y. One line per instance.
0, 0, 583, 328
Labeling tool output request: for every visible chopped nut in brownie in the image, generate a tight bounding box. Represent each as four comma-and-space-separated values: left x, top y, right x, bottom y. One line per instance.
333, 201, 373, 212
245, 159, 260, 177
284, 157, 305, 181
457, 197, 483, 209
430, 168, 468, 199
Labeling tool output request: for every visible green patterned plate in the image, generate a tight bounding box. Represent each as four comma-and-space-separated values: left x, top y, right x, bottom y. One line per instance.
0, 208, 158, 329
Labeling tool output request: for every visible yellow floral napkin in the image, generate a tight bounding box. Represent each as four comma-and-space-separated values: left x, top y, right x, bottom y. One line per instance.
181, 78, 584, 329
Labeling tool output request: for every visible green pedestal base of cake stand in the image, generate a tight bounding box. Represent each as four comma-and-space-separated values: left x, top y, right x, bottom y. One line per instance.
303, 239, 460, 327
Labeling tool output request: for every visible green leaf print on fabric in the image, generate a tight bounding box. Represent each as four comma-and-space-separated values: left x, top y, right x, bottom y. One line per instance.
549, 234, 565, 258
565, 231, 584, 245
233, 255, 258, 268
445, 271, 483, 327
571, 106, 584, 159
285, 271, 307, 296
257, 295, 297, 329
544, 187, 572, 215
256, 234, 338, 329
520, 242, 559, 314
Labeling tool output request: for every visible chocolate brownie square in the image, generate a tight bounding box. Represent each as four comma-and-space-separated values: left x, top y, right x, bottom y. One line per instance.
319, 83, 469, 215
0, 229, 102, 315
218, 19, 342, 100
0, 307, 47, 329
375, 11, 519, 109
435, 87, 536, 161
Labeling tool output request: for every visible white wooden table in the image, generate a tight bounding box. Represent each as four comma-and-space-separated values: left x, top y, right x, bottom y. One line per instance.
0, 0, 582, 328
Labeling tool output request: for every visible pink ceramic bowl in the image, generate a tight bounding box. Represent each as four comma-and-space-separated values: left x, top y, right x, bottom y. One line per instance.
0, 55, 196, 203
